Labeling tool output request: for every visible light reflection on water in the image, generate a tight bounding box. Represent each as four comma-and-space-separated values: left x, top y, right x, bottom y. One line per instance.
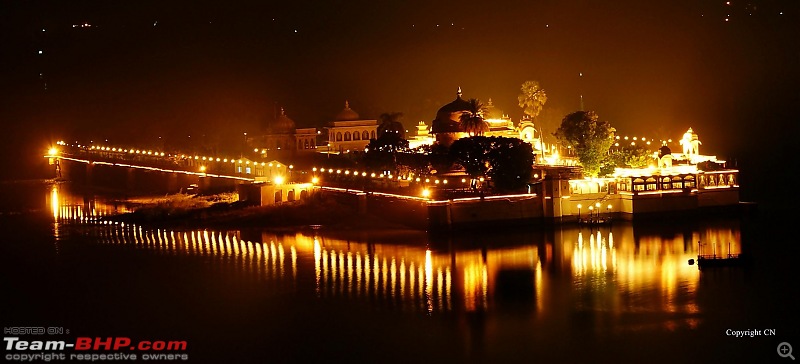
47, 183, 744, 331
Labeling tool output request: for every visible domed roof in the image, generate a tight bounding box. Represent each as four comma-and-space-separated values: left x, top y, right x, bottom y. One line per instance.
659, 144, 672, 158
436, 87, 471, 116
271, 107, 295, 134
432, 87, 471, 134
335, 101, 360, 121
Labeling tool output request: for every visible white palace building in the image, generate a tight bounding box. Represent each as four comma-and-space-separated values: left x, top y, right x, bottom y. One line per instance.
541, 128, 742, 221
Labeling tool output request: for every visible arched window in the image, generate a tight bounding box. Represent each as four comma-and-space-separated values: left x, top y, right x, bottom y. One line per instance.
362, 131, 369, 140
310, 140, 315, 147
370, 130, 376, 139
287, 190, 295, 202
353, 132, 360, 140
685, 175, 695, 188
336, 132, 342, 141
661, 177, 671, 190
304, 140, 309, 149
345, 132, 351, 141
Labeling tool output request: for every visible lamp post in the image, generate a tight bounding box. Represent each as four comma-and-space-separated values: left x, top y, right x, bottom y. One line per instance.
577, 204, 582, 223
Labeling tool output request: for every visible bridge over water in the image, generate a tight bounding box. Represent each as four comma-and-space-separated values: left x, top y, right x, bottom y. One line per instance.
45, 142, 290, 194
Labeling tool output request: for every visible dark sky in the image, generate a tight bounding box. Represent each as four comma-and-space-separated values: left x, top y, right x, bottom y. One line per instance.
2, 0, 798, 179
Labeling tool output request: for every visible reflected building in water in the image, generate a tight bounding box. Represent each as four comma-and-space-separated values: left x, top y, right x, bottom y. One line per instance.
48, 183, 745, 331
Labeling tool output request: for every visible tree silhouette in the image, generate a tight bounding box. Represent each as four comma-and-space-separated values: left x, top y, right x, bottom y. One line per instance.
364, 132, 409, 171
518, 81, 548, 121
377, 112, 405, 139
459, 99, 489, 137
450, 136, 534, 192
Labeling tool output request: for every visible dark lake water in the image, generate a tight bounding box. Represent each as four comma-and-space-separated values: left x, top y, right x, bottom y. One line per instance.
2, 181, 797, 363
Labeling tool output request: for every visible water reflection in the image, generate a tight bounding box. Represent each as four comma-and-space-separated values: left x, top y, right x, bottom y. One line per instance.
47, 184, 744, 329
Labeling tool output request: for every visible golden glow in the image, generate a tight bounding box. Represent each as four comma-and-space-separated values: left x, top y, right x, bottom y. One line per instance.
311, 177, 319, 184
273, 176, 284, 185
421, 188, 430, 198
50, 185, 59, 219
51, 182, 742, 323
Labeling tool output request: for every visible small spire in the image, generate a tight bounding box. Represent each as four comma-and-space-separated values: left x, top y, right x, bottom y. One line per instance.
345, 100, 350, 109
280, 107, 285, 116
487, 97, 493, 106
457, 87, 462, 98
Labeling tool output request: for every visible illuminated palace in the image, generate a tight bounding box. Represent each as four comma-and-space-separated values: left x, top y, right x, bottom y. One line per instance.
249, 107, 318, 157
307, 127, 743, 228
540, 127, 742, 221
417, 87, 544, 152
249, 102, 380, 156
325, 101, 378, 154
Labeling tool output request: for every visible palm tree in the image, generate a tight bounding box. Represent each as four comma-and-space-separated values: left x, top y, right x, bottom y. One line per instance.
518, 80, 548, 120
459, 99, 489, 137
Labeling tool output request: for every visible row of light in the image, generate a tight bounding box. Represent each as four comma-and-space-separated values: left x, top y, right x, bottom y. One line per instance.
91, 145, 167, 156
576, 202, 613, 211
615, 136, 672, 142
614, 141, 652, 147
311, 167, 476, 185
55, 141, 291, 169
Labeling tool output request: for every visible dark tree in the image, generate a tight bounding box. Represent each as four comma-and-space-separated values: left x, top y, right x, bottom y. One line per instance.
486, 137, 534, 192
449, 136, 492, 178
450, 136, 534, 192
377, 112, 405, 139
459, 99, 489, 137
364, 132, 409, 171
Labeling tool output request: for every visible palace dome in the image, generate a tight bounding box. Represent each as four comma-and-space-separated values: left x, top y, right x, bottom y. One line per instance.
432, 87, 470, 133
659, 144, 672, 158
436, 88, 471, 116
335, 101, 360, 121
271, 108, 296, 134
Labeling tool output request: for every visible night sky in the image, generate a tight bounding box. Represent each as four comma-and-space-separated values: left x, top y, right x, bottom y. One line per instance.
2, 0, 798, 183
